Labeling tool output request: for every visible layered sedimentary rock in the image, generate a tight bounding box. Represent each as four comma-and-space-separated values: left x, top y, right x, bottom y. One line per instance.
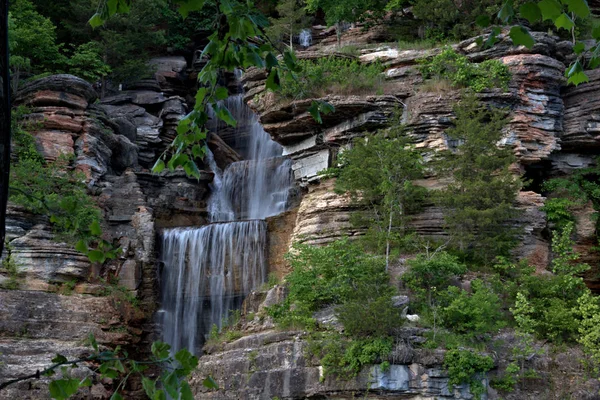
0, 63, 213, 399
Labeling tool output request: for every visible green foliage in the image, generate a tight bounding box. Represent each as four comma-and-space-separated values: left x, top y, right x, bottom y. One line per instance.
266, 0, 309, 47
510, 223, 590, 342
405, 0, 515, 40
10, 111, 118, 263
270, 240, 401, 379
65, 42, 112, 82
542, 160, 600, 230
443, 349, 494, 400
337, 289, 402, 338
305, 0, 387, 27
333, 126, 425, 264
439, 279, 505, 337
8, 0, 66, 76
1, 244, 21, 290
307, 332, 393, 379
419, 47, 511, 92
35, 335, 214, 400
576, 290, 600, 371
269, 240, 392, 327
280, 57, 384, 99
490, 361, 519, 392
435, 94, 522, 264
402, 251, 466, 308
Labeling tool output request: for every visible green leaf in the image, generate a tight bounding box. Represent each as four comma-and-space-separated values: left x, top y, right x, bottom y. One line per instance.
151, 341, 171, 359
215, 87, 229, 101
49, 379, 80, 400
163, 371, 179, 399
88, 13, 104, 28
88, 333, 99, 352
573, 42, 586, 54
80, 377, 92, 387
192, 144, 206, 159
555, 13, 575, 30
183, 161, 201, 179
195, 87, 208, 105
589, 56, 600, 69
266, 69, 281, 91
75, 240, 88, 254
177, 0, 206, 18
202, 376, 219, 390
110, 393, 124, 400
592, 26, 600, 40
87, 250, 106, 264
175, 349, 199, 373
180, 382, 194, 400
564, 0, 590, 18
475, 15, 491, 27
308, 101, 322, 124
265, 53, 279, 69
565, 60, 589, 85
498, 0, 515, 22
538, 0, 563, 21
89, 220, 102, 236
510, 26, 535, 48
152, 158, 166, 174
519, 2, 542, 23
215, 105, 237, 127
52, 354, 69, 364
142, 377, 156, 397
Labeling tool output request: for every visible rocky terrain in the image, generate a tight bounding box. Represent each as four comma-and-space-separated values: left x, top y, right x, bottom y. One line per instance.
1, 25, 600, 400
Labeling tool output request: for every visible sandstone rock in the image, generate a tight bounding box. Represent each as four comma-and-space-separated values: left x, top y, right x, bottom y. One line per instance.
192, 329, 483, 400
562, 69, 600, 151
16, 74, 97, 108
291, 179, 363, 245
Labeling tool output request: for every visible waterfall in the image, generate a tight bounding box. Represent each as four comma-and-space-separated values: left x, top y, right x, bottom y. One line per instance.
159, 92, 293, 355
299, 29, 312, 48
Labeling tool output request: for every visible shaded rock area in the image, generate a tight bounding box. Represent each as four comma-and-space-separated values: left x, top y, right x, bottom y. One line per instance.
0, 60, 216, 398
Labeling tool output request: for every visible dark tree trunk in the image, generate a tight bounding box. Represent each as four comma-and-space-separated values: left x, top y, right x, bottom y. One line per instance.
0, 0, 11, 255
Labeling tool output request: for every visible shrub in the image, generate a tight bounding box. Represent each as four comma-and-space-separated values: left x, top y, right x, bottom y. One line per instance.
444, 349, 494, 400
307, 332, 393, 379
435, 94, 521, 263
509, 225, 590, 342
337, 290, 402, 338
419, 47, 511, 92
402, 251, 466, 308
439, 280, 505, 337
280, 57, 384, 99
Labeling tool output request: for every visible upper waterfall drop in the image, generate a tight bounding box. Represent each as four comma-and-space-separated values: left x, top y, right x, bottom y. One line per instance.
207, 94, 293, 222
159, 89, 295, 355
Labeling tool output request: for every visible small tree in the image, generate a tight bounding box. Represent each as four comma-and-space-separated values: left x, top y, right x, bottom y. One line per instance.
305, 0, 387, 45
267, 0, 309, 49
335, 127, 425, 270
436, 94, 522, 263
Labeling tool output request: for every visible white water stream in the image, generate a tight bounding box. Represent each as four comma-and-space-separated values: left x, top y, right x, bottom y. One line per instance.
158, 94, 293, 355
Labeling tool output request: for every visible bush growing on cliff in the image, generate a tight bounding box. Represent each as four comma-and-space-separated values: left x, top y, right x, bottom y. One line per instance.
419, 48, 511, 92
268, 240, 402, 379
280, 57, 385, 99
9, 110, 117, 263
333, 126, 426, 269
435, 94, 522, 264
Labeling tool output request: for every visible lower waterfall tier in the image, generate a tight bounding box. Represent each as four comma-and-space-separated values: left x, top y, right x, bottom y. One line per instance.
159, 220, 267, 354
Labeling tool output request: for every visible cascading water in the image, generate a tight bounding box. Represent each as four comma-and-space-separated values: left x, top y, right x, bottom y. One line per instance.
158, 92, 294, 355
299, 29, 312, 48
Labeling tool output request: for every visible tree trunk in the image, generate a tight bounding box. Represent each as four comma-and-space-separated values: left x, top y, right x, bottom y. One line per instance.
0, 0, 12, 256
386, 208, 392, 272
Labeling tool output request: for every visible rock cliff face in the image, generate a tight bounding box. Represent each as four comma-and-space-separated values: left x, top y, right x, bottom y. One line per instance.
192, 30, 600, 399
0, 61, 215, 398
3, 26, 600, 400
